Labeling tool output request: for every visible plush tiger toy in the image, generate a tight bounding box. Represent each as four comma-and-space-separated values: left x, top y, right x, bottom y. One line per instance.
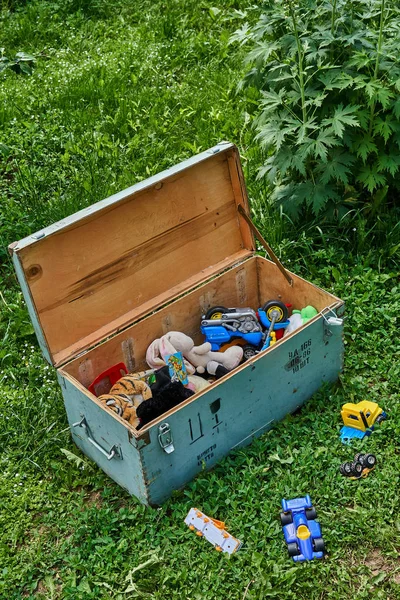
98, 394, 141, 428
98, 374, 152, 429
109, 374, 152, 407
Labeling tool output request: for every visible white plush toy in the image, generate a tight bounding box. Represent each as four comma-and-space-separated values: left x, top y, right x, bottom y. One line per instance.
146, 333, 196, 374
146, 331, 243, 375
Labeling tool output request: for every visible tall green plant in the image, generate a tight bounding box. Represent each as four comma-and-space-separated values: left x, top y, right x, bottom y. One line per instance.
232, 0, 400, 219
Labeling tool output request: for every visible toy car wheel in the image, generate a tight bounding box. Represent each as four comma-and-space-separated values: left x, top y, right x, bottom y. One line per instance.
242, 345, 258, 361
204, 306, 229, 320
313, 537, 325, 553
375, 414, 386, 424
280, 512, 293, 526
287, 542, 300, 557
261, 300, 289, 323
305, 507, 317, 520
340, 462, 353, 476
363, 453, 376, 468
354, 453, 365, 464
351, 461, 363, 477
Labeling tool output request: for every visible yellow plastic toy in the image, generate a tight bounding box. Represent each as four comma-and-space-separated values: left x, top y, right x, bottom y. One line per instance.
341, 400, 386, 431
340, 400, 387, 443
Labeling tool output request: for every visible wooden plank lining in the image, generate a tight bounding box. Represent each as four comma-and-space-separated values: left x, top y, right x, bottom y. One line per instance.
256, 256, 342, 311
226, 151, 254, 250
38, 200, 237, 315
15, 148, 254, 365
63, 257, 260, 386
54, 249, 252, 366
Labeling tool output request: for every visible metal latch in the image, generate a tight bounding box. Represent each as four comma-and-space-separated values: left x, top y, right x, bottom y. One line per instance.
158, 423, 175, 454
322, 309, 344, 344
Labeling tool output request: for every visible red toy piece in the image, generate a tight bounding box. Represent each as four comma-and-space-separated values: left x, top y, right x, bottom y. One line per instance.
88, 363, 128, 396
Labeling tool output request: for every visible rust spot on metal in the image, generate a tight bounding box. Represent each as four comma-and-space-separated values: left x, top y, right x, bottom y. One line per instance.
137, 430, 151, 446
336, 303, 345, 317
293, 388, 298, 394
146, 468, 162, 485
154, 182, 163, 190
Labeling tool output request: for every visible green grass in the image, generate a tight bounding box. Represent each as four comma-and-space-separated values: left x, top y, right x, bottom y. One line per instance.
0, 1, 399, 599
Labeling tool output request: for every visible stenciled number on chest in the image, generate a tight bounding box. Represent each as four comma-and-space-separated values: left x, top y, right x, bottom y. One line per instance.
188, 398, 222, 446
287, 339, 312, 373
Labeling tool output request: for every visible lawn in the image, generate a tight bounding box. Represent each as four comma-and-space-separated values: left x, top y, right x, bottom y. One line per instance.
0, 1, 399, 599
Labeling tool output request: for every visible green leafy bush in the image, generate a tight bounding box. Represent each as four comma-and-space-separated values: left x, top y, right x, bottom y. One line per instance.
0, 49, 35, 74
233, 0, 400, 219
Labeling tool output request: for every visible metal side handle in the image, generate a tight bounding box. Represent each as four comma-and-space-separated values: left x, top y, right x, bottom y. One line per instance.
72, 417, 122, 461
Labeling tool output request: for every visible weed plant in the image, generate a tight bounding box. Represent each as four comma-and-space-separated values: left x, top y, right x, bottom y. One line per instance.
0, 1, 399, 599
233, 0, 400, 223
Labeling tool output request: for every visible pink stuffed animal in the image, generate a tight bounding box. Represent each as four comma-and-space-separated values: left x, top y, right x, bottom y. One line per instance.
146, 331, 243, 375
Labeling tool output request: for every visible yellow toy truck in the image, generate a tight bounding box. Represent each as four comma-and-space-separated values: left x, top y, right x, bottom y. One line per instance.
340, 400, 387, 443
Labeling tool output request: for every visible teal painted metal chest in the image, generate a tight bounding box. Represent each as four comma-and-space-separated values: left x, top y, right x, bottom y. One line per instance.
9, 142, 344, 506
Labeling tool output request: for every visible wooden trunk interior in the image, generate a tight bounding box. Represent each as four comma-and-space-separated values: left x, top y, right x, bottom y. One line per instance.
61, 255, 341, 433
15, 147, 254, 367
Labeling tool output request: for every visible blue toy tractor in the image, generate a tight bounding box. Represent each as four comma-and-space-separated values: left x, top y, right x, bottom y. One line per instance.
200, 306, 263, 351
200, 301, 289, 357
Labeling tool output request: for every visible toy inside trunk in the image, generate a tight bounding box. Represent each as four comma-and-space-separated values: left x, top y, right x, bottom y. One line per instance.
10, 142, 344, 505
62, 253, 341, 411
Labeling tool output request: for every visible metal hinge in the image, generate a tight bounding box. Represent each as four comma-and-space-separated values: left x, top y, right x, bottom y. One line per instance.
322, 308, 344, 344
74, 348, 89, 360
158, 423, 175, 454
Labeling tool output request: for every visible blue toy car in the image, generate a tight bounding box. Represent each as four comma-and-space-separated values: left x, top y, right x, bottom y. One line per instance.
200, 301, 289, 353
200, 306, 263, 351
280, 495, 326, 562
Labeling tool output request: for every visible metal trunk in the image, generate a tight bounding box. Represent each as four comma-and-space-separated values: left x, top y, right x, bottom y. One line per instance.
9, 142, 344, 506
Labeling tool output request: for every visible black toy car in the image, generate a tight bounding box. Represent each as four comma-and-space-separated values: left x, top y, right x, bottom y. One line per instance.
339, 453, 377, 479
